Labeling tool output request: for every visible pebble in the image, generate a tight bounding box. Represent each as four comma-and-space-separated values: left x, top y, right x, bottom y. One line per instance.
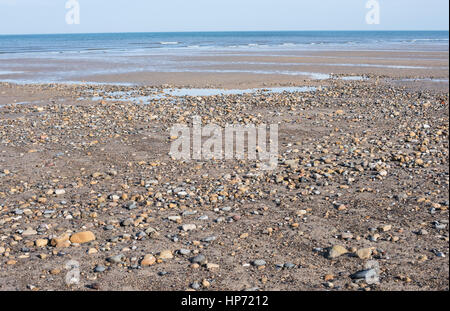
191, 254, 207, 265
22, 228, 37, 236
356, 248, 372, 260
327, 245, 348, 259
0, 80, 447, 291
35, 239, 48, 247
178, 249, 191, 256
350, 269, 379, 284
94, 265, 106, 273
70, 231, 96, 244
55, 189, 66, 195
141, 254, 156, 266
107, 254, 125, 264
191, 282, 200, 290
252, 259, 267, 267
158, 250, 173, 260
181, 224, 197, 231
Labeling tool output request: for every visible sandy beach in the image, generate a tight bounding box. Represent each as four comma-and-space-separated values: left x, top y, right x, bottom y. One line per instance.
0, 43, 449, 291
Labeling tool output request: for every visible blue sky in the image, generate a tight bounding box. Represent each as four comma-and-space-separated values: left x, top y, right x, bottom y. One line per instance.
0, 0, 448, 34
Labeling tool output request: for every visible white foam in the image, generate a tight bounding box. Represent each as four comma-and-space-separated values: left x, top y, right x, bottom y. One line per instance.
160, 42, 179, 45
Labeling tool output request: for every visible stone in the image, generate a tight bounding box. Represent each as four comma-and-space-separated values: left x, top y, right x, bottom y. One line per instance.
356, 248, 372, 260
107, 254, 125, 264
191, 282, 200, 290
141, 254, 156, 266
252, 259, 267, 267
378, 170, 388, 177
88, 248, 98, 254
158, 250, 173, 260
350, 269, 379, 284
178, 249, 191, 256
190, 254, 207, 265
70, 231, 96, 244
55, 189, 66, 195
201, 236, 217, 242
35, 239, 48, 247
327, 245, 348, 259
181, 224, 197, 231
417, 229, 428, 235
50, 234, 71, 247
380, 225, 392, 232
206, 263, 220, 270
168, 215, 181, 222
340, 232, 353, 240
22, 228, 37, 236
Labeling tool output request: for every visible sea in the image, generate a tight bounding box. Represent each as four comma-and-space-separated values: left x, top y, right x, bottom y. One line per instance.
0, 31, 448, 54
0, 31, 448, 84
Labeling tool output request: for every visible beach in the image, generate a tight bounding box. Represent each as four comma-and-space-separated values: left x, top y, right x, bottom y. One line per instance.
0, 32, 449, 291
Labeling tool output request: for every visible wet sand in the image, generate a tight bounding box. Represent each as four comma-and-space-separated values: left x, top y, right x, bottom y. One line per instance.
1, 49, 448, 88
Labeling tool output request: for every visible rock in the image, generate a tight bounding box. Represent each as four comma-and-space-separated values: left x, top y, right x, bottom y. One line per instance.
284, 263, 296, 269
178, 249, 191, 256
285, 159, 299, 169
190, 254, 207, 265
124, 201, 137, 210
191, 282, 200, 290
35, 239, 48, 247
350, 269, 379, 284
340, 232, 353, 240
94, 265, 106, 273
206, 263, 220, 270
22, 228, 37, 236
70, 231, 96, 244
121, 218, 134, 227
168, 215, 181, 222
252, 259, 267, 267
181, 224, 197, 231
327, 245, 348, 259
158, 250, 173, 260
416, 229, 428, 235
55, 189, 66, 195
202, 279, 210, 288
50, 234, 71, 248
378, 170, 388, 177
356, 248, 372, 259
201, 236, 217, 242
380, 225, 392, 232
0, 246, 5, 254
107, 254, 125, 264
141, 254, 156, 266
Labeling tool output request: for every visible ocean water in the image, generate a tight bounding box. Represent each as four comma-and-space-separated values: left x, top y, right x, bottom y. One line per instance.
0, 31, 448, 55
0, 31, 448, 84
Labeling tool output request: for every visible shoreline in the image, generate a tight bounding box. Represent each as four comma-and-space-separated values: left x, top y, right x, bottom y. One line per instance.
1, 49, 448, 88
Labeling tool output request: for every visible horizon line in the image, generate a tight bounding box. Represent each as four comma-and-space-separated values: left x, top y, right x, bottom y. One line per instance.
1, 29, 449, 36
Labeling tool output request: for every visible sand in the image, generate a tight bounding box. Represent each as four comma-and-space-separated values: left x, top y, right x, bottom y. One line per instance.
0, 48, 448, 291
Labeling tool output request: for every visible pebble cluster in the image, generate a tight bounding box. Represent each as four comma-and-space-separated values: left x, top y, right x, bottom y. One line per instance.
0, 79, 448, 291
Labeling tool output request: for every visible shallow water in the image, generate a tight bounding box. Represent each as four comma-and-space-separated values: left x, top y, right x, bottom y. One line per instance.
400, 78, 449, 83
81, 86, 319, 104
340, 76, 367, 81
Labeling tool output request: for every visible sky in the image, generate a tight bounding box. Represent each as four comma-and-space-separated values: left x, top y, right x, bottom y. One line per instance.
0, 0, 448, 35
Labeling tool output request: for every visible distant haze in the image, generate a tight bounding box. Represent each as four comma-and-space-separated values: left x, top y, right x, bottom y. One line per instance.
0, 0, 448, 35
